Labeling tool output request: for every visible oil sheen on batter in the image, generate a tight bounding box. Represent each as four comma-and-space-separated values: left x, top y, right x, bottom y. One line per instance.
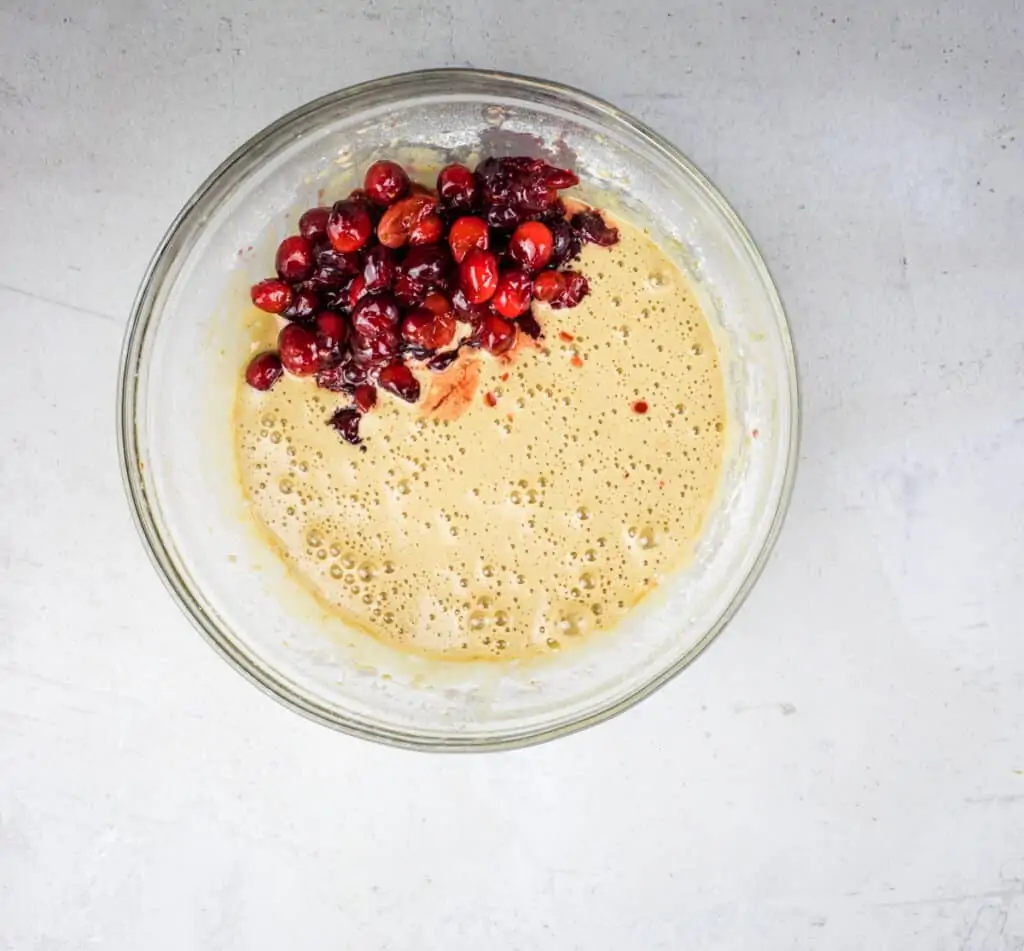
234, 215, 725, 661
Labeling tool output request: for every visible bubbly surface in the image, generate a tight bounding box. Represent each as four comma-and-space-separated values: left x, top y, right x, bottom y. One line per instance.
234, 215, 725, 660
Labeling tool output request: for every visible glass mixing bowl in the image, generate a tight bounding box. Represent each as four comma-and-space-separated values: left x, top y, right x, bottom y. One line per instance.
117, 69, 799, 750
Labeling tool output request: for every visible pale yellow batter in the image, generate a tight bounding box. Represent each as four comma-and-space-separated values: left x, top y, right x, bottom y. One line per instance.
235, 215, 725, 660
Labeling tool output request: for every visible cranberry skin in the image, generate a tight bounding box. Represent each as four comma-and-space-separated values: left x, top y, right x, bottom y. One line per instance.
353, 384, 377, 413
491, 269, 533, 319
275, 235, 314, 282
251, 279, 292, 314
364, 160, 410, 205
551, 270, 590, 309
278, 323, 320, 375
392, 274, 425, 309
316, 248, 362, 275
532, 270, 566, 302
328, 406, 362, 445
448, 216, 489, 263
476, 314, 517, 355
298, 207, 331, 243
571, 210, 620, 247
245, 352, 284, 391
422, 291, 454, 319
281, 286, 319, 322
509, 221, 553, 271
458, 248, 499, 304
401, 307, 456, 350
362, 245, 397, 294
327, 200, 373, 252
547, 218, 581, 267
377, 195, 437, 248
378, 363, 421, 403
408, 214, 444, 246
401, 245, 452, 288
351, 293, 401, 339
348, 274, 367, 309
437, 163, 479, 211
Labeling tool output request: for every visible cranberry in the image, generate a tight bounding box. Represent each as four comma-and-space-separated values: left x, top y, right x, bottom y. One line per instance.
275, 235, 314, 282
327, 200, 373, 252
298, 206, 331, 243
491, 269, 533, 318
401, 307, 456, 350
551, 270, 590, 309
572, 210, 620, 247
532, 270, 566, 302
377, 195, 437, 248
547, 218, 581, 267
401, 245, 452, 288
316, 248, 362, 275
328, 406, 362, 445
251, 279, 292, 314
281, 285, 319, 322
362, 245, 397, 294
309, 265, 350, 290
278, 323, 320, 375
351, 293, 401, 339
245, 352, 284, 391
458, 248, 499, 304
378, 363, 421, 403
408, 214, 444, 246
315, 363, 349, 392
448, 216, 489, 263
474, 157, 569, 229
364, 160, 410, 205
541, 166, 579, 189
422, 291, 454, 319
315, 311, 349, 367
451, 286, 489, 323
348, 274, 367, 309
516, 310, 543, 340
475, 313, 517, 355
426, 349, 461, 372
437, 164, 478, 212
392, 274, 425, 308
509, 221, 553, 271
354, 384, 377, 413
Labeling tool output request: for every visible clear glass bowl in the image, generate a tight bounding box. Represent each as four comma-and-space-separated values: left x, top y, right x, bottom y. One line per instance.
117, 69, 799, 750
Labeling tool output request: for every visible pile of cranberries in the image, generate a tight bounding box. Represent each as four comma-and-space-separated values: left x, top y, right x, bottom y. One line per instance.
244, 156, 620, 445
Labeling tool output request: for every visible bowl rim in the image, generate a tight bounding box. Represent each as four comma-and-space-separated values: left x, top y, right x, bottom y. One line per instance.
117, 67, 801, 752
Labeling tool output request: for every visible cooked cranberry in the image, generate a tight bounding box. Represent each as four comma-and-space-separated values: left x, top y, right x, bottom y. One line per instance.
315, 363, 349, 392
348, 274, 367, 308
316, 248, 362, 275
491, 269, 533, 318
378, 363, 421, 403
309, 265, 350, 290
245, 352, 284, 390
352, 326, 401, 362
275, 235, 314, 282
401, 307, 456, 350
281, 286, 318, 322
278, 323, 320, 375
476, 313, 517, 355
448, 216, 489, 263
364, 160, 410, 205
551, 270, 590, 309
351, 293, 401, 339
426, 349, 461, 372
422, 291, 454, 319
458, 248, 499, 304
541, 166, 579, 189
408, 214, 444, 246
516, 310, 543, 340
572, 210, 620, 247
393, 274, 425, 308
475, 156, 568, 229
401, 245, 452, 288
327, 200, 373, 252
532, 270, 566, 302
509, 221, 553, 270
328, 406, 362, 445
437, 164, 479, 212
362, 245, 397, 293
451, 286, 489, 323
298, 207, 331, 243
315, 311, 349, 367
354, 384, 377, 413
547, 218, 581, 266
251, 279, 292, 314
377, 194, 437, 248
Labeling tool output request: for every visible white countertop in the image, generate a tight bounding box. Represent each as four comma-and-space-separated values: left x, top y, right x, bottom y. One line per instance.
2, 1, 1022, 948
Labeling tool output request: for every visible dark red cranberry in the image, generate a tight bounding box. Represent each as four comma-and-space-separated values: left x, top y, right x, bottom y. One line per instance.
475, 313, 517, 355
362, 245, 397, 294
572, 210, 620, 247
541, 166, 579, 189
551, 270, 590, 309
451, 286, 489, 323
364, 160, 410, 205
509, 221, 553, 271
401, 245, 452, 288
532, 270, 566, 302
378, 363, 421, 403
547, 218, 581, 266
348, 274, 367, 308
448, 216, 489, 263
437, 164, 479, 212
408, 214, 444, 246
401, 308, 456, 350
516, 310, 543, 340
316, 248, 362, 275
298, 207, 331, 243
275, 235, 314, 282
251, 279, 292, 314
426, 349, 461, 372
491, 269, 533, 318
245, 352, 284, 391
327, 200, 373, 252
355, 327, 401, 361
351, 293, 401, 339
315, 311, 349, 367
315, 363, 349, 392
377, 195, 437, 248
353, 384, 377, 413
278, 323, 320, 375
421, 292, 454, 319
458, 248, 499, 304
393, 274, 425, 308
309, 265, 350, 290
281, 285, 319, 322
474, 156, 567, 229
328, 406, 362, 445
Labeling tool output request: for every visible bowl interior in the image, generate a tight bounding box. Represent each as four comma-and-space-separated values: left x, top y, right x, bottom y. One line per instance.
121, 71, 797, 749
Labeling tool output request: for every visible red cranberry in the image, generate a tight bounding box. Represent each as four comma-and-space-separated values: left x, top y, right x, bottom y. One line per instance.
362, 245, 397, 293
348, 274, 367, 309
275, 235, 314, 282
437, 164, 478, 211
408, 214, 444, 246
364, 160, 410, 205
509, 221, 554, 271
448, 216, 489, 263
251, 279, 292, 314
327, 200, 373, 252
541, 166, 579, 189
354, 384, 377, 413
355, 326, 401, 360
547, 218, 581, 266
451, 286, 489, 323
316, 248, 362, 275
393, 274, 425, 308
328, 406, 362, 445
281, 286, 319, 322
551, 270, 590, 309
377, 195, 437, 248
401, 308, 456, 350
309, 265, 349, 290
298, 206, 331, 243
572, 210, 620, 247
532, 270, 566, 302
476, 313, 517, 355
491, 269, 533, 318
315, 311, 349, 367
458, 248, 499, 304
401, 245, 452, 288
278, 323, 320, 375
378, 363, 421, 403
245, 352, 284, 391
351, 293, 401, 339
422, 292, 454, 319
316, 363, 348, 392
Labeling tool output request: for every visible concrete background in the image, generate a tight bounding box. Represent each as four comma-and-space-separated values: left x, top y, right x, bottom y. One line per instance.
1, 0, 1022, 947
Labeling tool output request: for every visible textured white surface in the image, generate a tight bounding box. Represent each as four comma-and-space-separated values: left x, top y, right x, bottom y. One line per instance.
1, 0, 1022, 948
